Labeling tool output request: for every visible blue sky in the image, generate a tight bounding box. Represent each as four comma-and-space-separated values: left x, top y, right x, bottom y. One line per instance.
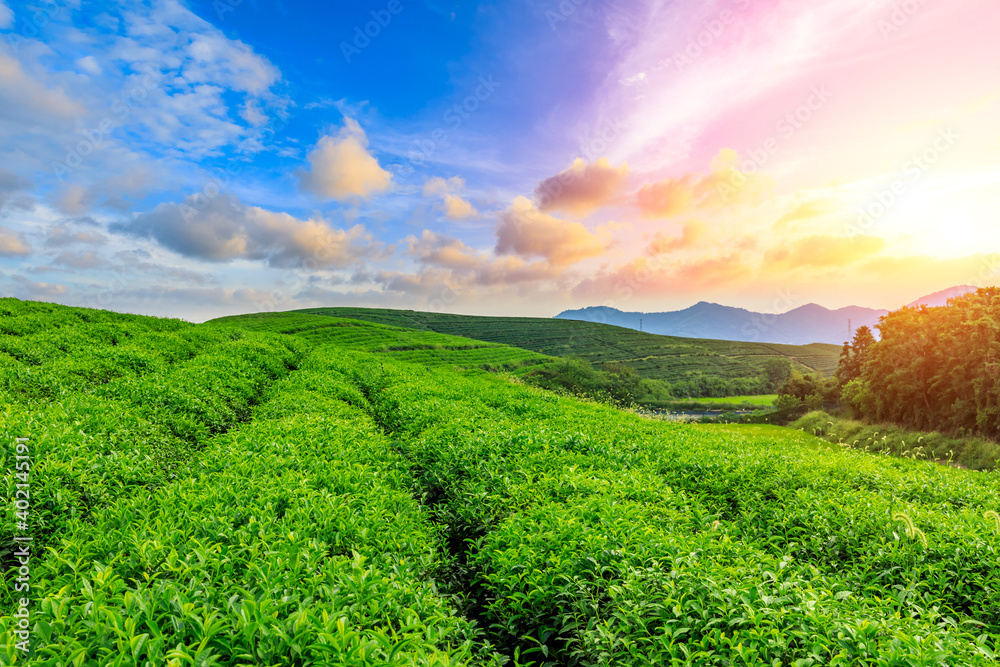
1, 0, 998, 320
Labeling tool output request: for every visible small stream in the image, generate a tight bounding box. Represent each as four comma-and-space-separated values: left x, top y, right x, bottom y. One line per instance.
639, 408, 761, 422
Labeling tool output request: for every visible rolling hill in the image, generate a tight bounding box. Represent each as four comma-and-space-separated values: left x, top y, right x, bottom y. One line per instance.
212, 307, 843, 388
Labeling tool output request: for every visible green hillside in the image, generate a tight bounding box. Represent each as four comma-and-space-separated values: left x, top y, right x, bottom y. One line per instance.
4, 297, 1000, 666
216, 308, 841, 391
209, 311, 555, 373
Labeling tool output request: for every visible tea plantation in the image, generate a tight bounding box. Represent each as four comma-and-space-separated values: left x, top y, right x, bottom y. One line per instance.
2, 298, 999, 666
215, 309, 841, 386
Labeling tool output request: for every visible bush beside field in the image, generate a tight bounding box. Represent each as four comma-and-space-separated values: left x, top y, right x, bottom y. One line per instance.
794, 410, 1000, 471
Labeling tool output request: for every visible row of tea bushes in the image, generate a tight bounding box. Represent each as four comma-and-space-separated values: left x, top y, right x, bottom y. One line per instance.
1, 326, 306, 601
329, 355, 1000, 666
0, 346, 504, 665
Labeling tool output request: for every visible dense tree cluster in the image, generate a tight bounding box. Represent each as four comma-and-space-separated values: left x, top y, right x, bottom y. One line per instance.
526, 357, 673, 406
530, 355, 794, 403
841, 288, 1000, 439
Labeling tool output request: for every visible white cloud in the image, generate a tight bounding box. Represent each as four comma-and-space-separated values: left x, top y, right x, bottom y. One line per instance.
423, 176, 465, 197
422, 176, 478, 219
0, 226, 30, 257
495, 196, 610, 266
114, 193, 382, 268
75, 55, 102, 76
0, 0, 288, 220
442, 194, 477, 219
297, 118, 393, 201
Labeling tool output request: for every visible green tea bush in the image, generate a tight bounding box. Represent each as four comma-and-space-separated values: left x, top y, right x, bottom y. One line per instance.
3, 302, 999, 665
0, 347, 502, 666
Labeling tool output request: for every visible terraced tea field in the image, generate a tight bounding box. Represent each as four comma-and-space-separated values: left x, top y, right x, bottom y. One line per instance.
218, 308, 841, 384
3, 298, 999, 666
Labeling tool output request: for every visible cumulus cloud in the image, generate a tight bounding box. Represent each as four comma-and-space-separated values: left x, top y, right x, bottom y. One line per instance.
495, 196, 611, 266
395, 231, 563, 294
113, 193, 379, 268
646, 221, 706, 255
535, 158, 630, 217
636, 149, 773, 219
408, 231, 480, 271
55, 185, 94, 217
442, 194, 477, 220
297, 118, 392, 201
422, 176, 478, 219
52, 251, 106, 270
423, 176, 465, 197
0, 226, 30, 257
765, 234, 886, 269
46, 223, 108, 248
75, 56, 103, 76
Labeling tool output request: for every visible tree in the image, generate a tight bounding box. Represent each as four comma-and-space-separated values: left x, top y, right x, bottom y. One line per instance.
602, 362, 643, 404
837, 325, 876, 385
762, 358, 792, 392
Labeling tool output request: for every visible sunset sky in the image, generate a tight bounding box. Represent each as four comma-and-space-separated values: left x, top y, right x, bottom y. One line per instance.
1, 0, 998, 320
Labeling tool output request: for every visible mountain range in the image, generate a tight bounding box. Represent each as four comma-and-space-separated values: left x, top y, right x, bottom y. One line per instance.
554, 285, 978, 346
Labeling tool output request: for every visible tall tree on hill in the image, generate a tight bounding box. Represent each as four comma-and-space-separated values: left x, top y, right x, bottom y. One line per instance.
836, 325, 877, 384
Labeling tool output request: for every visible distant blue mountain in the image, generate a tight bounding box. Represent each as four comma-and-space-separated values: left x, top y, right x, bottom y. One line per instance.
554, 286, 977, 346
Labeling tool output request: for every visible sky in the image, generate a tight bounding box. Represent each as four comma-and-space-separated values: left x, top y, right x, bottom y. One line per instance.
0, 0, 998, 321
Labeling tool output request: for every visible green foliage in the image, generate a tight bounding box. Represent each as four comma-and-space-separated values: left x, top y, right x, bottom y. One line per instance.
762, 356, 793, 390
214, 308, 840, 398
837, 325, 876, 385
1, 350, 498, 666
774, 393, 804, 412
853, 288, 1000, 439
794, 410, 1000, 471
0, 300, 307, 593
524, 358, 671, 407
3, 299, 1000, 666
317, 356, 1000, 666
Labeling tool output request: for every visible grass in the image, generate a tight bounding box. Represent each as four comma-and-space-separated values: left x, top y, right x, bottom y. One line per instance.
689, 394, 777, 406
793, 410, 1000, 471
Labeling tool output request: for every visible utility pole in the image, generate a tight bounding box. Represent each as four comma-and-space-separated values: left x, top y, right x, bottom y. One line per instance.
848, 318, 852, 338
639, 318, 643, 332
